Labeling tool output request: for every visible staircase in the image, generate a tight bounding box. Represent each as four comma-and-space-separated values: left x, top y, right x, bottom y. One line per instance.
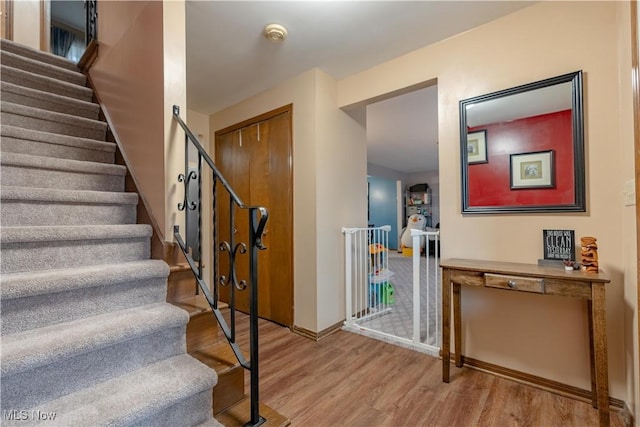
0, 39, 222, 426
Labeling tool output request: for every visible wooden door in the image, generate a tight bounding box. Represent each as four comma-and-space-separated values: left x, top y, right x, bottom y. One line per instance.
215, 106, 293, 327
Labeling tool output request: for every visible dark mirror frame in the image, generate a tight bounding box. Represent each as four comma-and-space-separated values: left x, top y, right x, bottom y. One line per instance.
460, 71, 585, 214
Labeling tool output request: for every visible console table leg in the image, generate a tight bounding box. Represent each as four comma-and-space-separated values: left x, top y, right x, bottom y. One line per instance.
453, 283, 462, 367
442, 268, 451, 383
591, 283, 610, 427
587, 299, 598, 409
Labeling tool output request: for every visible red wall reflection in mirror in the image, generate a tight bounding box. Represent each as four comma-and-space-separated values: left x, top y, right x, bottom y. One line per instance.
468, 110, 574, 207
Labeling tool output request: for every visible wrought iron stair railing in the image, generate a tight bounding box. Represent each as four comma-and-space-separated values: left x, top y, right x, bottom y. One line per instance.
84, 0, 97, 45
172, 105, 268, 427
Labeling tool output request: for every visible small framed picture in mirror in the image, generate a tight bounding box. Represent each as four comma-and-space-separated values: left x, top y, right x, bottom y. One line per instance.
467, 130, 487, 164
510, 150, 555, 189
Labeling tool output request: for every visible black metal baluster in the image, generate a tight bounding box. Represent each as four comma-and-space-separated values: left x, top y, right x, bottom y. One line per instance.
248, 208, 265, 426
197, 152, 203, 279
229, 198, 236, 343
84, 0, 98, 45
172, 105, 265, 426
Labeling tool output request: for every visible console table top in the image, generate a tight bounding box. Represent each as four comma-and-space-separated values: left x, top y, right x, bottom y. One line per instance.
440, 258, 611, 284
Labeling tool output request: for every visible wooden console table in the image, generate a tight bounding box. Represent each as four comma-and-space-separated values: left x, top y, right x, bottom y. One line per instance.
440, 258, 612, 427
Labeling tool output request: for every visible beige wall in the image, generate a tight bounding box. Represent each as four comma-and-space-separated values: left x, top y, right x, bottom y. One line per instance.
90, 0, 186, 241
314, 70, 368, 330
187, 108, 213, 288
339, 1, 636, 408
90, 1, 166, 236
13, 0, 41, 49
210, 68, 367, 332
12, 0, 40, 49
162, 0, 187, 240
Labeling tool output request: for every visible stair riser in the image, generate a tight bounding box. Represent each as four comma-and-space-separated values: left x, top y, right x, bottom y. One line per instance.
0, 326, 186, 412
1, 200, 137, 226
167, 270, 200, 303
1, 40, 78, 72
1, 136, 114, 163
213, 368, 245, 415
2, 68, 93, 102
1, 111, 106, 140
187, 312, 220, 353
1, 277, 167, 334
1, 89, 99, 120
1, 237, 150, 274
1, 52, 86, 86
1, 165, 124, 192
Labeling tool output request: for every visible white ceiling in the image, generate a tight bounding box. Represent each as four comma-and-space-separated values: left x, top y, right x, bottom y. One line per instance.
367, 85, 439, 173
50, 1, 85, 31
185, 1, 535, 175
54, 1, 537, 174
465, 81, 573, 128
186, 1, 534, 115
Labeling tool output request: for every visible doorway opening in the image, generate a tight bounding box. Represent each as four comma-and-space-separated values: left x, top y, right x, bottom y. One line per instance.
50, 0, 91, 62
365, 82, 440, 250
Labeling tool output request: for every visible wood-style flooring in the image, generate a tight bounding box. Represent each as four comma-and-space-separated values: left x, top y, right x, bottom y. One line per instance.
225, 313, 626, 427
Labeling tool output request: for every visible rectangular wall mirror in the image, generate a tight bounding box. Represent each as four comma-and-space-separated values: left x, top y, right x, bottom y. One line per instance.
460, 71, 585, 214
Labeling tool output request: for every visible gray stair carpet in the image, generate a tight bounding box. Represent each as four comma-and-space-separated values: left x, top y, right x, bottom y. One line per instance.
0, 38, 220, 426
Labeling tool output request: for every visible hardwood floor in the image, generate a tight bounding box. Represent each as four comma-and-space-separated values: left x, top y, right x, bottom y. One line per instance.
224, 313, 626, 427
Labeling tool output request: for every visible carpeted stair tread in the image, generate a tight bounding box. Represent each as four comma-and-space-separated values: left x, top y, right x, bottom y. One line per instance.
1, 125, 115, 152
1, 49, 86, 86
1, 302, 187, 377
1, 81, 100, 119
0, 187, 139, 226
1, 152, 125, 175
1, 65, 93, 102
1, 354, 218, 427
1, 38, 79, 72
1, 101, 105, 131
1, 125, 115, 163
1, 310, 192, 414
1, 186, 138, 205
1, 101, 107, 139
1, 260, 168, 301
1, 260, 170, 334
1, 224, 152, 244
0, 225, 152, 274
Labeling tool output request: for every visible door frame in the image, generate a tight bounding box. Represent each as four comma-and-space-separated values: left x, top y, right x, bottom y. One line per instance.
1, 0, 13, 40
630, 1, 640, 412
40, 0, 49, 52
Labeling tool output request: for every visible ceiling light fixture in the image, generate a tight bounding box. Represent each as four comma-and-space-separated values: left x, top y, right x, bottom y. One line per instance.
264, 24, 287, 42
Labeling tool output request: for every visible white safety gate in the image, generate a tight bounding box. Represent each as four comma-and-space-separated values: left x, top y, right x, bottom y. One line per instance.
342, 226, 441, 356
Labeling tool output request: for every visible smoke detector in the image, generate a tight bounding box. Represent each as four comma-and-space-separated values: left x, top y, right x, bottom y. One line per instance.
264, 24, 288, 42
